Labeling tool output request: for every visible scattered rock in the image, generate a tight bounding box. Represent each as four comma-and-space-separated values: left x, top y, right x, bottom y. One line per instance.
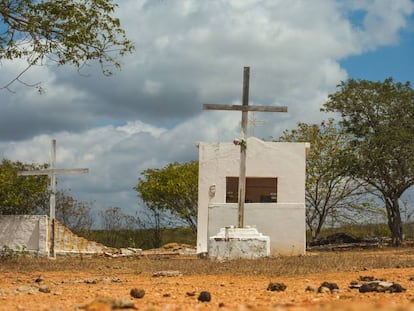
359, 281, 406, 293
305, 286, 315, 292
80, 297, 135, 310
389, 283, 406, 293
267, 282, 287, 292
15, 285, 39, 295
152, 270, 183, 277
198, 291, 211, 302
359, 282, 382, 293
35, 276, 44, 283
318, 282, 339, 293
218, 302, 225, 308
84, 278, 99, 284
315, 233, 360, 245
38, 285, 51, 293
130, 288, 145, 299
318, 286, 331, 294
120, 247, 142, 256
186, 291, 196, 297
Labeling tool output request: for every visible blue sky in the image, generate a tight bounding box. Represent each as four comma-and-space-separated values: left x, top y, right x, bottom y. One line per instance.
0, 0, 413, 222
342, 18, 414, 83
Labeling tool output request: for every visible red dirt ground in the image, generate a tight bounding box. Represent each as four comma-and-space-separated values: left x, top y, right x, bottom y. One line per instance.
2, 249, 414, 310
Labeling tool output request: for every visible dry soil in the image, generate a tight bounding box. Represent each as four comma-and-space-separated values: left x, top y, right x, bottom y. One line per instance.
2, 247, 414, 310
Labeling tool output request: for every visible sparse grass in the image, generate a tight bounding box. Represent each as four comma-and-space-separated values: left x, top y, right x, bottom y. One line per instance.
2, 247, 414, 277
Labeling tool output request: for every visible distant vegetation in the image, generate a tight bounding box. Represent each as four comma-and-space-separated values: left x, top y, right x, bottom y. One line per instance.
75, 222, 414, 250
77, 227, 196, 250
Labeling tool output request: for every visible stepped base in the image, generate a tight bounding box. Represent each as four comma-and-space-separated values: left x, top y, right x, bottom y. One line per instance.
208, 226, 270, 260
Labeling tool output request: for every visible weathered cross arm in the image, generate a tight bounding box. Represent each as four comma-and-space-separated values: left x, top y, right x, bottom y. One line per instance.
203, 104, 287, 112
18, 168, 89, 176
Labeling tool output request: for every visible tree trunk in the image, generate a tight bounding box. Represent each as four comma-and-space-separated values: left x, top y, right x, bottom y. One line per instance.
385, 196, 404, 246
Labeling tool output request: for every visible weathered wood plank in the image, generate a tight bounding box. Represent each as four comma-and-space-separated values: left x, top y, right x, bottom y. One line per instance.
18, 168, 88, 176
203, 104, 287, 112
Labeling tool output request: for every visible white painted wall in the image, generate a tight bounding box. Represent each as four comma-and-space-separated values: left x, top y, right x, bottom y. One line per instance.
0, 215, 114, 255
0, 215, 49, 254
208, 203, 305, 256
196, 137, 309, 255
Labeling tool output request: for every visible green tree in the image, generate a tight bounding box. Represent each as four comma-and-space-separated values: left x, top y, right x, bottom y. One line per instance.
0, 0, 134, 91
323, 78, 414, 246
279, 119, 372, 240
0, 159, 48, 214
135, 161, 198, 234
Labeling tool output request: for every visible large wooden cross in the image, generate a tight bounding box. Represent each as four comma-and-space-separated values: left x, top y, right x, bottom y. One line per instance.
18, 139, 88, 257
203, 67, 287, 228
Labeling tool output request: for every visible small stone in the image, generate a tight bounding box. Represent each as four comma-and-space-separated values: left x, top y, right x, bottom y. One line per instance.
318, 286, 331, 294
359, 281, 399, 293
318, 282, 339, 293
130, 288, 145, 299
15, 286, 38, 294
198, 291, 211, 302
305, 286, 315, 292
35, 276, 44, 283
218, 302, 225, 308
267, 282, 287, 292
389, 283, 406, 293
82, 297, 135, 310
186, 291, 196, 297
152, 270, 182, 277
38, 285, 51, 293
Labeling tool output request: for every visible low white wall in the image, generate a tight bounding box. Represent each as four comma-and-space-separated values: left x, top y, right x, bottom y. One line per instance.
0, 215, 49, 254
208, 203, 306, 256
0, 215, 115, 255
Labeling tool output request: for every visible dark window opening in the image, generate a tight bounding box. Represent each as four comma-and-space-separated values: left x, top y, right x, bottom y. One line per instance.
226, 177, 277, 203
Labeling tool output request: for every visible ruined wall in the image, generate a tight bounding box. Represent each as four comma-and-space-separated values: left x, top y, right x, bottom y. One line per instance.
0, 215, 114, 255
53, 219, 114, 254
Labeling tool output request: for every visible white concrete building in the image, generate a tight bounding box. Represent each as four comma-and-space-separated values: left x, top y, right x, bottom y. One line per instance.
196, 137, 309, 256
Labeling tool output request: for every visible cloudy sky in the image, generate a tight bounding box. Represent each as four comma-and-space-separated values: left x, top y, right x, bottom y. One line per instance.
1, 0, 413, 224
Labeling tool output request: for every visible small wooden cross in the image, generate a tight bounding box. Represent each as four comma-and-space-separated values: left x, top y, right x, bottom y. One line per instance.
246, 111, 267, 137
203, 67, 287, 228
18, 139, 88, 257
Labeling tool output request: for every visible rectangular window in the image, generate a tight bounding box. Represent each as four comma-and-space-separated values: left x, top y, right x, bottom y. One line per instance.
226, 177, 277, 203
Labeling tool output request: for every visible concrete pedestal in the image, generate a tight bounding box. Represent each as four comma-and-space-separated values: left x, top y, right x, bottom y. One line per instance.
208, 226, 270, 260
